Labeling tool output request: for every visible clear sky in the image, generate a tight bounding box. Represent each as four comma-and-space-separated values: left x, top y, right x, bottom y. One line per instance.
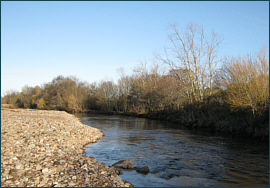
1, 1, 269, 96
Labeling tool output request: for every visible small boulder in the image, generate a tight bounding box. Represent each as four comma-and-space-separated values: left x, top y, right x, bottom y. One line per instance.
112, 160, 136, 169
136, 166, 149, 174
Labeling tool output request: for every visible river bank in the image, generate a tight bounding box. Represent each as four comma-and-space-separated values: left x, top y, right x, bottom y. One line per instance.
79, 109, 269, 142
1, 108, 133, 187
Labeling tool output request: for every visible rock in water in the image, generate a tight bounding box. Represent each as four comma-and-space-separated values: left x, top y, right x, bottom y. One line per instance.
136, 166, 149, 174
112, 160, 136, 169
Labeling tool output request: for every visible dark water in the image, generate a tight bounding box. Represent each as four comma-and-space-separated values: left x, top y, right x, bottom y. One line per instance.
77, 113, 269, 187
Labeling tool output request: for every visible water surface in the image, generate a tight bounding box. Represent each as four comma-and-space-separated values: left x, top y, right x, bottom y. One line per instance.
77, 114, 269, 187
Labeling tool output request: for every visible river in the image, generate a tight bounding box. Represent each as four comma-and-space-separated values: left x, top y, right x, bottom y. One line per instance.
76, 113, 269, 187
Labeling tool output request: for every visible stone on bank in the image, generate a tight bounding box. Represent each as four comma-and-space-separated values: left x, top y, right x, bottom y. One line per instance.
1, 108, 134, 187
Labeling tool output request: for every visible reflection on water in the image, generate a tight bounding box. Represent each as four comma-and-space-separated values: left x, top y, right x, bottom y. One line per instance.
77, 114, 269, 187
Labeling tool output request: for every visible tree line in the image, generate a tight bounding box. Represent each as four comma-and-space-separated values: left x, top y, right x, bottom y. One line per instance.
2, 23, 268, 139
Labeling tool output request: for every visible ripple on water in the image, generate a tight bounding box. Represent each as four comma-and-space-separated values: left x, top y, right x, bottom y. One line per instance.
79, 114, 269, 187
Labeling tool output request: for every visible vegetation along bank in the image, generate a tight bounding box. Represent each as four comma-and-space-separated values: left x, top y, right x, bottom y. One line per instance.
2, 23, 268, 141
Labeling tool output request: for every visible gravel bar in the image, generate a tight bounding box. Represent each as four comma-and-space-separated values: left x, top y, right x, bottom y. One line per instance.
1, 108, 134, 187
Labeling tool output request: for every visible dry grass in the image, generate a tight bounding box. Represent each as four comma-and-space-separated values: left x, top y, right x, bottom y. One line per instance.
1, 104, 18, 109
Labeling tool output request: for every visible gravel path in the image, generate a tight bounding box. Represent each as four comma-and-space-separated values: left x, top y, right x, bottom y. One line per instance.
1, 108, 133, 187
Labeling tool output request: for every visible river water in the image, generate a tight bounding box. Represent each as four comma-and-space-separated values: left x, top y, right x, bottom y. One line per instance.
76, 113, 269, 187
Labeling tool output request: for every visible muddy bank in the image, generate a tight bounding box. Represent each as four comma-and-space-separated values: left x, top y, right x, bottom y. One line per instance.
1, 108, 133, 187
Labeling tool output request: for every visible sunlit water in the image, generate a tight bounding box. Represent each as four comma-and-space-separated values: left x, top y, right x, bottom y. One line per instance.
76, 114, 269, 187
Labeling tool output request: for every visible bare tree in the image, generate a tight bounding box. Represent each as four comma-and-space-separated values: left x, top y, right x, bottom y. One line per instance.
97, 80, 118, 111
117, 67, 132, 112
156, 22, 223, 103
2, 89, 19, 104
206, 31, 224, 95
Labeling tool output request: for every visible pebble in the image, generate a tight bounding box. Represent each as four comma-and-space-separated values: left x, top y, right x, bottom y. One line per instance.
1, 108, 134, 187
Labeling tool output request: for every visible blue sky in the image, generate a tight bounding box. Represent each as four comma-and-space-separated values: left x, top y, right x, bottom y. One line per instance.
1, 1, 269, 96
